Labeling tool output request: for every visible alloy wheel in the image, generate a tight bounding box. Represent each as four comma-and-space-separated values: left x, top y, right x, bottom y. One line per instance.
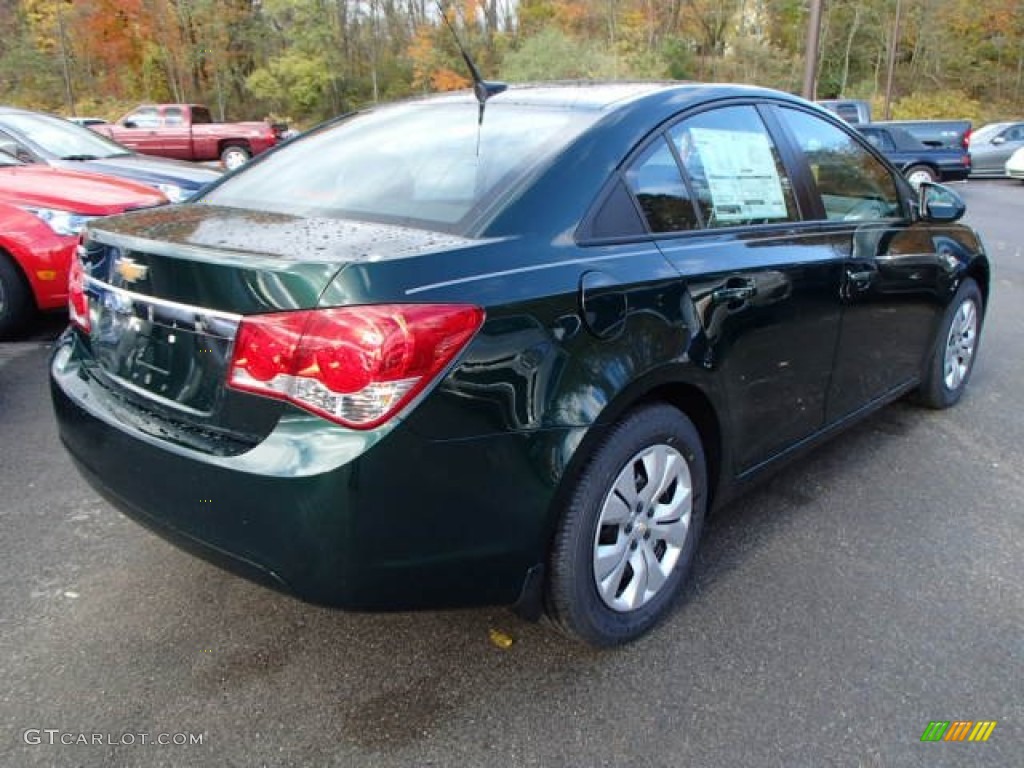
593, 444, 692, 612
943, 296, 978, 391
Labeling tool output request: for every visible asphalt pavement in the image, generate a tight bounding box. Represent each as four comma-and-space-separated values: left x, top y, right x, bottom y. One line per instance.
0, 181, 1021, 767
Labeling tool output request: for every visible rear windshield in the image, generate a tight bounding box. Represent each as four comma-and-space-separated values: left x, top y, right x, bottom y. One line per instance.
199, 101, 600, 232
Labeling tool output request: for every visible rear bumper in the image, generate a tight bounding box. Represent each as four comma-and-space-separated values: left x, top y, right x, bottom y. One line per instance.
939, 166, 971, 183
51, 332, 565, 610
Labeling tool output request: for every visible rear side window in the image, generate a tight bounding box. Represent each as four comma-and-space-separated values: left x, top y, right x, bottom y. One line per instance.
667, 106, 799, 229
164, 107, 184, 126
776, 107, 901, 222
623, 137, 698, 233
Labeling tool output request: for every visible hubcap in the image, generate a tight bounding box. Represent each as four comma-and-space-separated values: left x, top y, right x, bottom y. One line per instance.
593, 444, 692, 613
224, 151, 247, 170
943, 297, 978, 391
907, 170, 933, 188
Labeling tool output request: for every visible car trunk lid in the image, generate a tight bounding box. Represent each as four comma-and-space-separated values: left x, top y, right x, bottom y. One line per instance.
76, 205, 471, 445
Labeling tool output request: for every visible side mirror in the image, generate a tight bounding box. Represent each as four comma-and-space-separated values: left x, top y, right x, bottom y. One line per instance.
918, 182, 965, 223
122, 120, 138, 129
992, 136, 1006, 146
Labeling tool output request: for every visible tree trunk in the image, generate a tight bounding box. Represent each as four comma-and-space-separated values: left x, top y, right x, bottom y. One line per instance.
839, 5, 861, 96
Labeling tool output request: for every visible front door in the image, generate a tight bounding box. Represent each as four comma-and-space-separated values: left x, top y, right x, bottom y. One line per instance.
771, 105, 944, 423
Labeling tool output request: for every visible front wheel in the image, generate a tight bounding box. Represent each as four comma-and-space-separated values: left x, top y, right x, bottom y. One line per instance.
546, 404, 707, 647
916, 277, 983, 409
220, 144, 251, 170
0, 251, 33, 340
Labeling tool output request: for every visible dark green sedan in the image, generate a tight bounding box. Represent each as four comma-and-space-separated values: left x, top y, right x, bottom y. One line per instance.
51, 83, 989, 646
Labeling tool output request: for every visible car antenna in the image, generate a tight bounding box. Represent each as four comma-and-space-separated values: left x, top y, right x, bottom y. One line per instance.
435, 1, 507, 151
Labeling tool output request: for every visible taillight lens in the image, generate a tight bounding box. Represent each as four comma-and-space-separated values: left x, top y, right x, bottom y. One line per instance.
963, 129, 971, 150
68, 250, 90, 333
227, 304, 484, 429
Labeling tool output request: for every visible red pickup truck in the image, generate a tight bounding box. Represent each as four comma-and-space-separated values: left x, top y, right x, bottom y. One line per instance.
92, 104, 282, 169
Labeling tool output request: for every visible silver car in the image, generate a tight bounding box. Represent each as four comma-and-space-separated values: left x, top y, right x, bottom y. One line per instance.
970, 121, 1024, 177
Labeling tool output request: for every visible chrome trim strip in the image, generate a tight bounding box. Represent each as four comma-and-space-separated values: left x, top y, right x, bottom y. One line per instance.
84, 276, 243, 326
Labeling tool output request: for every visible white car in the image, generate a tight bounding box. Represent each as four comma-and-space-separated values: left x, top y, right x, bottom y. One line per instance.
1006, 146, 1024, 180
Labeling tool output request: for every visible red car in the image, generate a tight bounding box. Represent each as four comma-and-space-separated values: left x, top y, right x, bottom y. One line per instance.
0, 153, 166, 337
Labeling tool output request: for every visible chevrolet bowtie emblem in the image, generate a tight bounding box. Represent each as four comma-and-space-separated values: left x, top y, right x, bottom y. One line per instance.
114, 257, 148, 284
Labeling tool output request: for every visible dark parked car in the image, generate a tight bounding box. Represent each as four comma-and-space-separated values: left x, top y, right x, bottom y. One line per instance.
968, 121, 1024, 177
857, 123, 971, 186
51, 84, 989, 647
876, 119, 972, 151
0, 107, 221, 202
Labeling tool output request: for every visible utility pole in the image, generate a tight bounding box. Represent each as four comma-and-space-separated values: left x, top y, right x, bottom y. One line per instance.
801, 0, 824, 100
883, 0, 903, 119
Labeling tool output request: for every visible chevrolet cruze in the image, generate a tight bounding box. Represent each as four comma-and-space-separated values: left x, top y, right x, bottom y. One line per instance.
50, 83, 989, 646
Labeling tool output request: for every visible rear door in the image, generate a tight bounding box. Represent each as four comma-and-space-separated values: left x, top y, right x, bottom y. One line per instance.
625, 103, 845, 474
770, 105, 945, 423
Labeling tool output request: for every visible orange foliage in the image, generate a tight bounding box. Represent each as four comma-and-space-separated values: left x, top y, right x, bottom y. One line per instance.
75, 0, 154, 97
431, 68, 471, 91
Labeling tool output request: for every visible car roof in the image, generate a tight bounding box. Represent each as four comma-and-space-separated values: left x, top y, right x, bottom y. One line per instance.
404, 81, 806, 113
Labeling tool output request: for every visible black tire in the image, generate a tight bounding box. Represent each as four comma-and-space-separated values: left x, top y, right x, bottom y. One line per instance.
904, 164, 938, 187
220, 144, 251, 170
546, 403, 707, 647
0, 251, 33, 340
916, 277, 983, 409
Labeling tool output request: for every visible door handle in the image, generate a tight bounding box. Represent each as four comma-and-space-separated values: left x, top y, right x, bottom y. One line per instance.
845, 265, 877, 287
712, 280, 756, 304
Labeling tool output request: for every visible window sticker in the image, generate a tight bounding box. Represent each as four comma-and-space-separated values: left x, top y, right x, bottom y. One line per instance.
689, 128, 789, 222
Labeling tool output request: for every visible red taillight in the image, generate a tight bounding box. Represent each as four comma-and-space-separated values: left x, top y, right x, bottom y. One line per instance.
68, 251, 90, 333
963, 129, 971, 150
227, 304, 484, 429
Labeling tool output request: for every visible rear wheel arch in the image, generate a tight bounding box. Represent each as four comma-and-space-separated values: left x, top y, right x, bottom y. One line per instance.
635, 382, 723, 511
966, 259, 990, 311
219, 138, 252, 154
543, 374, 725, 544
